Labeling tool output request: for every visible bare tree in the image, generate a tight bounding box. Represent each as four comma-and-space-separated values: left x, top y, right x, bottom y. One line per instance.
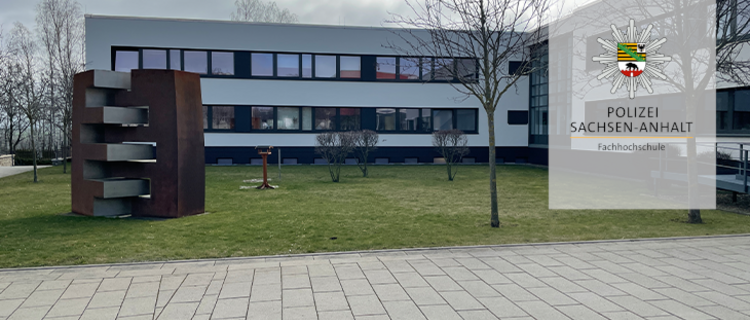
315, 132, 356, 182
0, 28, 31, 157
230, 0, 299, 23
433, 129, 469, 181
36, 0, 85, 174
717, 0, 750, 85
388, 0, 552, 227
6, 23, 47, 182
353, 130, 379, 177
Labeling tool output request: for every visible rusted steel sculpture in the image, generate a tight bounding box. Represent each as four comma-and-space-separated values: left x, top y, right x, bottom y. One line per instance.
71, 69, 205, 218
255, 145, 275, 189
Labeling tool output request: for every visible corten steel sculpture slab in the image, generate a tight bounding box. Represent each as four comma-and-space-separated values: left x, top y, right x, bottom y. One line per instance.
72, 69, 205, 218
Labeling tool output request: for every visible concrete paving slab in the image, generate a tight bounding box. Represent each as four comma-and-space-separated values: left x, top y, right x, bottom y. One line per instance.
0, 235, 749, 319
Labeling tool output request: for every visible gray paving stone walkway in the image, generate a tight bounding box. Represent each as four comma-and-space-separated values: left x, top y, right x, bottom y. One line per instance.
1, 235, 750, 320
0, 166, 51, 179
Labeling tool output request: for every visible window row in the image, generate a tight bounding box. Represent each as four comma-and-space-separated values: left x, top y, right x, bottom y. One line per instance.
202, 106, 479, 133
113, 47, 479, 82
375, 108, 476, 132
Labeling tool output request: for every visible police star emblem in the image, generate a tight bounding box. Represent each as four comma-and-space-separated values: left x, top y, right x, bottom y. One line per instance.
593, 19, 672, 99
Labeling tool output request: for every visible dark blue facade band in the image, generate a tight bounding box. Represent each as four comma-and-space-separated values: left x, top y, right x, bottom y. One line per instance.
205, 146, 533, 165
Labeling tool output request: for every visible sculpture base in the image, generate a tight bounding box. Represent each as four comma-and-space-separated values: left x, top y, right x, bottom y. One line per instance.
257, 182, 275, 190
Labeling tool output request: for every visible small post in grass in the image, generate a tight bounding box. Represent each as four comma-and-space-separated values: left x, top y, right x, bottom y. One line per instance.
255, 145, 275, 189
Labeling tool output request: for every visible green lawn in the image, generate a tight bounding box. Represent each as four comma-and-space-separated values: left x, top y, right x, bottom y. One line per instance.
1, 165, 749, 268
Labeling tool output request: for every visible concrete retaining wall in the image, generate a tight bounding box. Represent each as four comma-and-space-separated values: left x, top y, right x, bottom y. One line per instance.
0, 155, 14, 167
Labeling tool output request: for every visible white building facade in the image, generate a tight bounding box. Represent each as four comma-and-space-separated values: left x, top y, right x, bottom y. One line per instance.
85, 15, 533, 165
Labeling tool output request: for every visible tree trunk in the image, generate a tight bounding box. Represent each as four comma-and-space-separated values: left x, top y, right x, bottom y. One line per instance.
488, 112, 499, 228
31, 123, 38, 183
447, 163, 453, 181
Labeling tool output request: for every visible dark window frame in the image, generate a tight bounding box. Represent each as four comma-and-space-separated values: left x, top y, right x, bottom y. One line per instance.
111, 46, 477, 83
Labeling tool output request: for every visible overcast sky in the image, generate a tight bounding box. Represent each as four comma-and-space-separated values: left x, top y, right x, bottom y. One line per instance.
0, 0, 413, 32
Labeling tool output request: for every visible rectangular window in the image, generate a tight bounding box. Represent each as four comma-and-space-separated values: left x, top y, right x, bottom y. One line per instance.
277, 54, 300, 77
340, 108, 361, 130
421, 108, 432, 132
114, 50, 138, 72
456, 58, 477, 80
252, 53, 273, 76
211, 52, 234, 75
456, 109, 476, 131
422, 58, 433, 81
142, 49, 166, 69
315, 55, 336, 78
169, 49, 181, 70
399, 58, 420, 80
315, 108, 336, 130
340, 56, 361, 79
212, 106, 234, 130
433, 109, 453, 130
302, 107, 312, 130
252, 107, 274, 130
203, 106, 208, 129
399, 109, 420, 131
184, 51, 207, 74
434, 59, 454, 80
277, 107, 299, 130
376, 57, 397, 79
302, 54, 312, 78
376, 108, 397, 131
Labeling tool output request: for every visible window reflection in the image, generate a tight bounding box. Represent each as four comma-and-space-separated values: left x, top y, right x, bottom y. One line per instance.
212, 106, 234, 129
434, 59, 454, 80
456, 109, 476, 131
456, 59, 477, 80
277, 107, 299, 130
302, 54, 312, 78
203, 106, 208, 129
212, 52, 234, 75
142, 49, 166, 69
315, 55, 336, 78
421, 59, 433, 81
340, 56, 361, 79
315, 108, 336, 130
376, 108, 396, 130
114, 51, 138, 72
252, 107, 274, 130
421, 108, 432, 132
376, 57, 396, 79
252, 53, 273, 76
399, 109, 420, 131
169, 50, 181, 70
433, 109, 453, 130
399, 58, 420, 80
302, 107, 312, 130
184, 51, 207, 74
340, 108, 360, 130
277, 54, 300, 77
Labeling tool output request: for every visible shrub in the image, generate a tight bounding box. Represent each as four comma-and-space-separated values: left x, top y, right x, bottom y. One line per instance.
315, 132, 356, 182
353, 130, 379, 177
432, 129, 469, 181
